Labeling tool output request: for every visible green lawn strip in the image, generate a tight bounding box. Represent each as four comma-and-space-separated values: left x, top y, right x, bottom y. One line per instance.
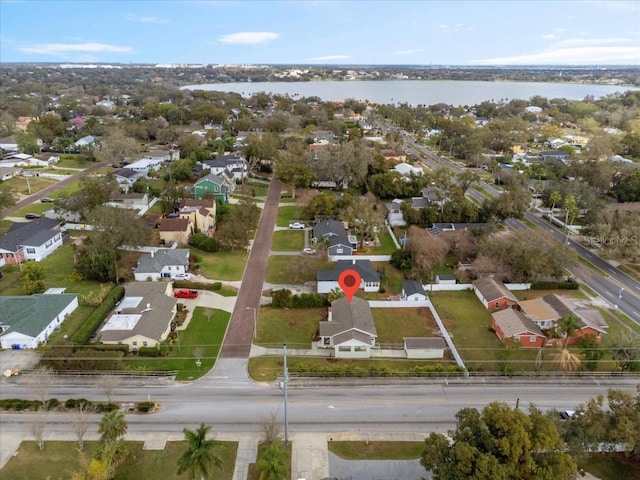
579, 283, 598, 298
265, 255, 327, 284
248, 356, 458, 382
328, 441, 424, 460
1, 176, 58, 196
271, 230, 305, 251
46, 305, 96, 346
125, 307, 230, 381
577, 255, 608, 276
373, 307, 438, 345
56, 155, 95, 169
599, 307, 640, 335
276, 205, 308, 227
192, 248, 248, 281
250, 442, 292, 480
233, 181, 270, 198
1, 440, 237, 480
255, 306, 322, 348
577, 453, 640, 480
360, 230, 397, 255
373, 262, 405, 295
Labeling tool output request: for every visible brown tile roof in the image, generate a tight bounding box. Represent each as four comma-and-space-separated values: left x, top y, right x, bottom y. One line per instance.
159, 217, 190, 232
473, 277, 519, 303
492, 309, 545, 338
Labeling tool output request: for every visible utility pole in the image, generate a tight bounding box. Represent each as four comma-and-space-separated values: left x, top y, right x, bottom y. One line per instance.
282, 343, 289, 444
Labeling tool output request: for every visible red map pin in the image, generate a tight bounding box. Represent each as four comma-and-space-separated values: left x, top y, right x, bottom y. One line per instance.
338, 269, 361, 303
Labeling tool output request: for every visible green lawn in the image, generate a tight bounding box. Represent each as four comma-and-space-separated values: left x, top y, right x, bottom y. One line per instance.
255, 306, 323, 349
329, 441, 423, 460
233, 181, 270, 198
1, 440, 238, 480
1, 176, 58, 196
373, 262, 405, 295
577, 453, 640, 480
271, 230, 305, 251
359, 230, 397, 255
56, 155, 96, 169
276, 205, 308, 227
192, 249, 248, 281
248, 356, 458, 382
265, 255, 328, 284
126, 307, 230, 381
373, 307, 439, 344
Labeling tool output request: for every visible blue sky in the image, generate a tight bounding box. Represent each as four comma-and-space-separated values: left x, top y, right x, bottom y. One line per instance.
1, 0, 639, 65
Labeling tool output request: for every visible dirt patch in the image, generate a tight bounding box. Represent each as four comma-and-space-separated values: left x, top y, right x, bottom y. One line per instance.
0, 350, 41, 373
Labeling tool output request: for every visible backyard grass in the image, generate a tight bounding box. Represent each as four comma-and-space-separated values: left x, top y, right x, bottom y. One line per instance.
357, 230, 397, 255
255, 306, 324, 349
0, 440, 238, 480
577, 453, 640, 480
56, 155, 96, 169
1, 175, 58, 196
248, 356, 457, 382
271, 230, 305, 251
514, 289, 587, 301
329, 441, 423, 460
373, 262, 405, 295
192, 248, 248, 281
126, 307, 230, 381
276, 205, 308, 227
265, 255, 329, 284
233, 181, 270, 198
373, 307, 440, 344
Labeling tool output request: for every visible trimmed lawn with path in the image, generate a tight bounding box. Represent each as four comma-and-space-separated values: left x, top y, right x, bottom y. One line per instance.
192, 249, 248, 281
255, 306, 324, 349
271, 230, 305, 251
276, 205, 308, 227
329, 441, 423, 460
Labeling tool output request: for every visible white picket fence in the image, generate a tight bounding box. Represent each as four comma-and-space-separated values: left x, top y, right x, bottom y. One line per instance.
329, 254, 392, 262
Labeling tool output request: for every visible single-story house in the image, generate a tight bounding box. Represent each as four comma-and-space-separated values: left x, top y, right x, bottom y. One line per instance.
0, 167, 15, 181
473, 277, 520, 312
312, 219, 353, 256
178, 198, 216, 236
125, 158, 164, 174
158, 217, 191, 246
114, 168, 145, 191
319, 296, 378, 359
0, 293, 79, 349
193, 173, 234, 203
73, 135, 100, 149
394, 162, 423, 177
99, 282, 177, 351
491, 308, 546, 348
538, 150, 570, 163
143, 149, 180, 162
133, 248, 190, 282
401, 280, 428, 302
385, 200, 406, 227
0, 217, 64, 265
107, 193, 149, 210
317, 259, 380, 294
380, 149, 407, 163
404, 337, 446, 359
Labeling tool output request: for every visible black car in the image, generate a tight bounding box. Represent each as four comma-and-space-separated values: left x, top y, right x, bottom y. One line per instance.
25, 213, 41, 220
40, 197, 54, 203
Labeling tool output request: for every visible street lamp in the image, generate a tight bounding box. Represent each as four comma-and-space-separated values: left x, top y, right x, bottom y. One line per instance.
245, 307, 257, 339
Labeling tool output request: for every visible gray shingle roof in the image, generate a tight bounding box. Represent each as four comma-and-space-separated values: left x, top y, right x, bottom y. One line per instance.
134, 249, 190, 275
317, 260, 380, 283
473, 277, 519, 303
404, 337, 446, 350
402, 280, 426, 297
319, 296, 377, 339
0, 294, 77, 338
0, 218, 60, 252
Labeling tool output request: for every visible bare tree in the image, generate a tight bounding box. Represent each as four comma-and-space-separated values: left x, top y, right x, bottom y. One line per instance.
261, 411, 281, 445
26, 366, 55, 406
71, 404, 90, 450
96, 374, 120, 404
30, 411, 47, 450
202, 308, 214, 322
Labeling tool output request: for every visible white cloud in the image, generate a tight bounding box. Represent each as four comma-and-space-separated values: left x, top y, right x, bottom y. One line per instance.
217, 32, 279, 45
550, 37, 632, 48
474, 46, 640, 65
393, 49, 427, 56
126, 14, 170, 24
541, 33, 556, 40
308, 54, 350, 61
439, 23, 472, 34
17, 42, 133, 55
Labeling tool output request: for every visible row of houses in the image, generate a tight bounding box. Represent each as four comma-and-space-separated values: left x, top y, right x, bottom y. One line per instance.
472, 277, 607, 348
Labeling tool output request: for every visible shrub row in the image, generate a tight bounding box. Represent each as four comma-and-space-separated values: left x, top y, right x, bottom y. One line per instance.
272, 289, 328, 308
72, 285, 125, 345
189, 233, 221, 252
0, 398, 155, 413
531, 280, 579, 290
291, 363, 464, 377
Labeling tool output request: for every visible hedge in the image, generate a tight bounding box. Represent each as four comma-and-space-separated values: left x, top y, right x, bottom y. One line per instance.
290, 362, 464, 377
136, 401, 155, 413
531, 280, 579, 290
72, 285, 125, 345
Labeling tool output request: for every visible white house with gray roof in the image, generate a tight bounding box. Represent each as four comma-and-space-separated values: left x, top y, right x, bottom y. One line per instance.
99, 282, 177, 351
0, 293, 79, 349
133, 248, 190, 281
0, 217, 63, 266
319, 296, 378, 358
317, 259, 380, 294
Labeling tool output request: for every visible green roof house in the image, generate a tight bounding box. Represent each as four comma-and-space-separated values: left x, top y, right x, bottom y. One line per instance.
0, 293, 79, 349
193, 172, 234, 203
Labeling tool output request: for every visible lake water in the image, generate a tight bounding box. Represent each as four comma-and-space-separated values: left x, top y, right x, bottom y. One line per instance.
181, 80, 637, 106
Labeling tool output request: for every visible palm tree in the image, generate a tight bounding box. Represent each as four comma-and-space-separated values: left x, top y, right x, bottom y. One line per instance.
549, 190, 561, 213
255, 442, 288, 480
177, 424, 222, 480
98, 410, 127, 444
553, 314, 583, 374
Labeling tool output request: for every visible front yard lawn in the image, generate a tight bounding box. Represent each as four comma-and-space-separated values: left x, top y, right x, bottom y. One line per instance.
126, 307, 230, 381
192, 248, 248, 281
276, 205, 308, 227
265, 255, 328, 284
271, 230, 305, 251
329, 441, 423, 460
255, 306, 323, 349
1, 440, 238, 480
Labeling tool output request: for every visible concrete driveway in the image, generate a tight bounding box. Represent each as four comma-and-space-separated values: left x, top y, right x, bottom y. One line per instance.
0, 350, 40, 375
